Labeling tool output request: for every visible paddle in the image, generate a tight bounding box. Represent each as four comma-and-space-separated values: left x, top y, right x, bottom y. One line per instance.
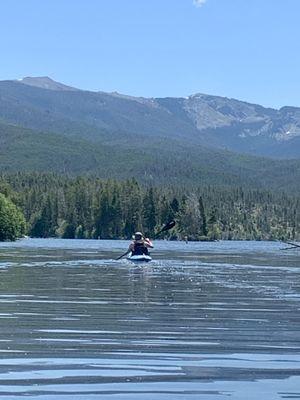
116, 220, 176, 260
154, 220, 176, 238
116, 250, 130, 260
281, 241, 300, 250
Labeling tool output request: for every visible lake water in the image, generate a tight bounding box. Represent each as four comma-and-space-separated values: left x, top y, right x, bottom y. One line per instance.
0, 239, 299, 400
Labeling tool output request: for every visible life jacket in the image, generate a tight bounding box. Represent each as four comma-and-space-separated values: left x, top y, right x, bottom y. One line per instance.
131, 241, 149, 256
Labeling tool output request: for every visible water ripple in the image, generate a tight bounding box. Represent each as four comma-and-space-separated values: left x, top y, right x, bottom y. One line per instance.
0, 239, 299, 399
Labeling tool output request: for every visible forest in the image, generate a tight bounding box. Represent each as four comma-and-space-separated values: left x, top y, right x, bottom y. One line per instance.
0, 172, 299, 241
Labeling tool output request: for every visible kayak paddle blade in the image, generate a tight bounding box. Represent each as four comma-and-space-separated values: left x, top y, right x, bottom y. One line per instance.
155, 220, 176, 237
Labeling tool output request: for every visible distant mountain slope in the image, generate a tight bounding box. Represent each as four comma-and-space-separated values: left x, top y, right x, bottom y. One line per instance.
1, 120, 300, 193
0, 77, 300, 158
157, 95, 300, 158
0, 80, 200, 143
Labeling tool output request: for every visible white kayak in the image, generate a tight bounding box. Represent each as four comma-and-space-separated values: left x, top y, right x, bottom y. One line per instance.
127, 254, 152, 263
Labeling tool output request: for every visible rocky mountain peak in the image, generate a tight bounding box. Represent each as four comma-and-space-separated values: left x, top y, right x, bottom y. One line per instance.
18, 76, 79, 91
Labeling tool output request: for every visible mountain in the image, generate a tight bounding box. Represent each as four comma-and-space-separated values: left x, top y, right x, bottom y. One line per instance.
0, 77, 300, 192
0, 77, 300, 159
17, 76, 79, 91
157, 94, 300, 158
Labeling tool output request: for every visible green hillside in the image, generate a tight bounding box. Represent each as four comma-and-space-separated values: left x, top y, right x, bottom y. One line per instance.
1, 121, 300, 192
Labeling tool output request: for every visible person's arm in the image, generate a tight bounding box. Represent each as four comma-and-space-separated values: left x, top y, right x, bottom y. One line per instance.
144, 238, 154, 248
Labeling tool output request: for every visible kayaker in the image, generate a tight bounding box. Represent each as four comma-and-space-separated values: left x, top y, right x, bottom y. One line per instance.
128, 232, 153, 256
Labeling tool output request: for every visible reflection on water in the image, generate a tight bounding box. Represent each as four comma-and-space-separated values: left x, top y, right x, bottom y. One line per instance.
0, 239, 299, 399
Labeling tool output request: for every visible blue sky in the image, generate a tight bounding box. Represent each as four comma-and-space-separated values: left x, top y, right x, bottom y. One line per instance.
1, 0, 300, 108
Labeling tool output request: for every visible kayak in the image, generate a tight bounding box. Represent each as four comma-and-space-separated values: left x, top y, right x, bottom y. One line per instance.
127, 254, 152, 263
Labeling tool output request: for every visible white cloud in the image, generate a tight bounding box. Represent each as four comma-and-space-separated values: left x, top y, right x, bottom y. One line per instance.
193, 0, 207, 7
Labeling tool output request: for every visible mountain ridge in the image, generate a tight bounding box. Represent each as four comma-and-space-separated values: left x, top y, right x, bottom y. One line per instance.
2, 76, 298, 159
13, 76, 292, 111
0, 76, 300, 187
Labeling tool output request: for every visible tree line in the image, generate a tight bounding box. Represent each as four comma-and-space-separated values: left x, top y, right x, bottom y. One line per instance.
0, 172, 299, 241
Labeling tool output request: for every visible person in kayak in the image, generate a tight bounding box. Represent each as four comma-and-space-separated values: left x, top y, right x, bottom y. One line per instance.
128, 232, 153, 256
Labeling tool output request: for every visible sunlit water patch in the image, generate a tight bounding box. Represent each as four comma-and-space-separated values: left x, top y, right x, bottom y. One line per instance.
0, 239, 299, 399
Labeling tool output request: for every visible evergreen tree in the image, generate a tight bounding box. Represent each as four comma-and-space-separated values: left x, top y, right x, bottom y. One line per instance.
0, 193, 26, 241
199, 196, 208, 237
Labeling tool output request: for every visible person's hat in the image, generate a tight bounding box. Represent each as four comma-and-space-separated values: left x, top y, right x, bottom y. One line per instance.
134, 232, 143, 239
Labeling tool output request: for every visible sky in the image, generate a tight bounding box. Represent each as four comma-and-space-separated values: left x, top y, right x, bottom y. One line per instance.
1, 0, 300, 108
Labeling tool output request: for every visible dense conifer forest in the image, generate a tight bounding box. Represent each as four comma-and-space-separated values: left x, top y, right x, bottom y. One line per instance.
0, 173, 299, 241
0, 192, 26, 241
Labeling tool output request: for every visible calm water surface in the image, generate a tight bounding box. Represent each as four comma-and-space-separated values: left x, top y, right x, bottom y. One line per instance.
0, 239, 299, 399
